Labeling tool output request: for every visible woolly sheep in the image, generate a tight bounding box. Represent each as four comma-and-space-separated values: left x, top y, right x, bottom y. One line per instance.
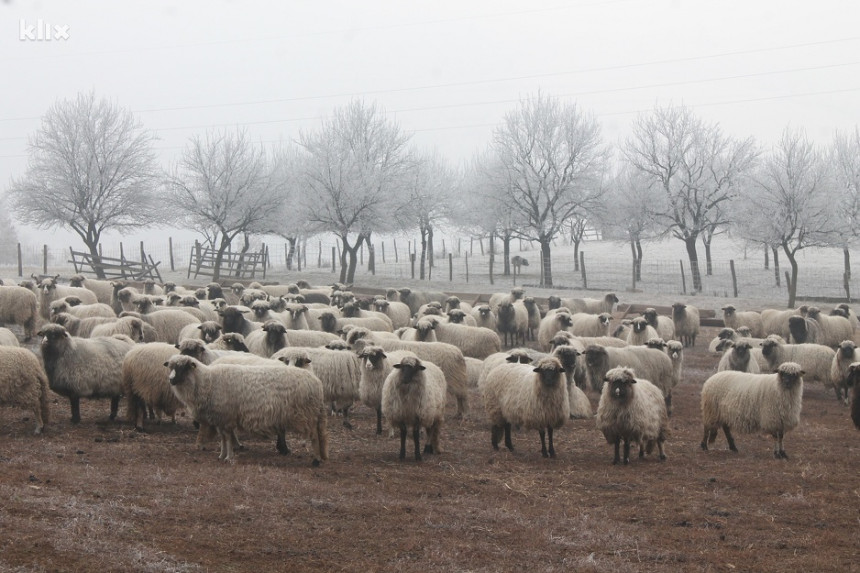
38, 323, 135, 423
381, 354, 446, 461
427, 320, 501, 360
569, 312, 612, 338
0, 346, 50, 434
470, 304, 497, 331
371, 299, 412, 330
665, 340, 685, 388
397, 316, 438, 343
357, 346, 416, 434
551, 345, 592, 419
464, 356, 483, 389
69, 275, 113, 305
700, 362, 805, 459
166, 355, 328, 465
708, 327, 775, 356
340, 301, 394, 330
761, 307, 800, 340
90, 315, 146, 342
476, 349, 538, 389
397, 288, 448, 315
488, 287, 526, 312
51, 312, 117, 338
626, 317, 659, 346
124, 308, 200, 345
244, 320, 290, 358
721, 305, 764, 338
0, 285, 39, 341
596, 366, 668, 464
671, 303, 700, 348
122, 342, 183, 431
582, 344, 676, 415
480, 356, 570, 458
0, 327, 19, 347
38, 277, 98, 321
497, 300, 529, 347
208, 332, 251, 353
805, 306, 853, 347
444, 296, 473, 315
445, 308, 478, 327
135, 296, 205, 323
50, 298, 116, 319
219, 306, 262, 338
319, 311, 393, 334
351, 337, 469, 418
178, 320, 223, 344
760, 336, 835, 387
716, 340, 761, 374
521, 297, 541, 341
642, 308, 675, 340
568, 335, 628, 349
272, 346, 361, 428
280, 303, 310, 331
788, 315, 821, 345
549, 292, 618, 315
285, 329, 340, 348
829, 340, 857, 404
612, 319, 632, 340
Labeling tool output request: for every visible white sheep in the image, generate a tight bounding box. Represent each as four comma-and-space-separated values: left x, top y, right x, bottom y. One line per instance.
626, 317, 659, 346
721, 305, 764, 338
445, 308, 478, 327
427, 320, 501, 360
397, 287, 448, 315
89, 315, 146, 342
38, 277, 98, 321
521, 297, 541, 341
340, 301, 394, 331
38, 323, 136, 423
760, 336, 835, 387
551, 345, 593, 419
496, 300, 529, 347
178, 320, 223, 344
476, 349, 538, 389
0, 327, 19, 347
480, 356, 570, 458
219, 306, 262, 338
444, 295, 473, 315
51, 312, 118, 338
537, 310, 574, 352
122, 308, 200, 345
549, 292, 618, 315
761, 307, 801, 340
397, 316, 438, 343
166, 355, 328, 465
717, 340, 761, 374
49, 298, 116, 319
69, 274, 113, 305
700, 362, 805, 459
381, 354, 447, 461
0, 285, 39, 341
0, 346, 51, 434
671, 303, 700, 348
319, 311, 393, 334
595, 366, 668, 465
805, 306, 853, 347
356, 346, 417, 434
488, 287, 526, 312
642, 308, 675, 341
245, 320, 290, 358
582, 344, 676, 415
371, 299, 412, 330
470, 304, 497, 331
568, 312, 612, 338
829, 340, 857, 405
286, 329, 340, 348
122, 342, 183, 431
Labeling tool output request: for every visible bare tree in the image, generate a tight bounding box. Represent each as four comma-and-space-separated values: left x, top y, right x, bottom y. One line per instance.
491, 92, 606, 287
298, 100, 410, 284
831, 127, 860, 279
0, 196, 19, 265
623, 104, 756, 291
8, 92, 159, 278
736, 127, 838, 307
163, 129, 285, 280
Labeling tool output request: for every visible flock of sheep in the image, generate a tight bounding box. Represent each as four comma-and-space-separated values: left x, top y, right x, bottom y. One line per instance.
0, 275, 858, 466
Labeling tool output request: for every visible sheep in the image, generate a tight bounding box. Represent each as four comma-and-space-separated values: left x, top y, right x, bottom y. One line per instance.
381, 354, 447, 461
480, 356, 569, 458
551, 345, 592, 419
319, 311, 393, 335
476, 349, 539, 389
38, 277, 98, 321
0, 346, 50, 434
642, 308, 675, 340
351, 337, 468, 418
414, 301, 444, 321
208, 332, 251, 353
90, 315, 146, 342
582, 344, 676, 415
626, 317, 659, 346
497, 300, 528, 347
708, 327, 775, 355
173, 295, 220, 322
700, 362, 805, 459
285, 329, 340, 348
488, 287, 526, 312
206, 282, 228, 302
805, 306, 854, 347
721, 305, 764, 338
664, 340, 685, 388
287, 284, 332, 306
788, 315, 822, 345
50, 298, 116, 319
51, 312, 117, 338
112, 283, 142, 314
612, 319, 632, 340
510, 255, 529, 273
671, 303, 700, 348
178, 320, 223, 344
340, 301, 394, 330
135, 295, 205, 323
0, 285, 39, 341
847, 363, 860, 429
371, 299, 412, 330
596, 366, 668, 465
568, 335, 628, 349
397, 288, 448, 315
356, 346, 416, 434
122, 342, 183, 431
831, 303, 859, 330
464, 356, 483, 389
165, 355, 328, 465
829, 340, 857, 405
122, 308, 200, 345
426, 320, 501, 360
716, 340, 761, 374
397, 316, 438, 343
68, 275, 113, 305
0, 327, 18, 347
272, 346, 361, 428
549, 292, 618, 315
280, 303, 310, 331
444, 296, 473, 315
470, 304, 497, 331
219, 306, 262, 338
445, 308, 477, 327
569, 312, 612, 338
761, 307, 801, 339
760, 336, 835, 387
38, 323, 135, 423
245, 320, 289, 358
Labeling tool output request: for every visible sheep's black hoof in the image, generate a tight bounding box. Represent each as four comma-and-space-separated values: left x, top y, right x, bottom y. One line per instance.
700, 442, 708, 451
612, 458, 620, 465
312, 459, 321, 467
342, 420, 354, 430
135, 426, 145, 433
659, 454, 667, 461
70, 417, 80, 425
623, 458, 630, 465
775, 450, 788, 459
423, 445, 434, 454
414, 454, 423, 462
729, 446, 738, 453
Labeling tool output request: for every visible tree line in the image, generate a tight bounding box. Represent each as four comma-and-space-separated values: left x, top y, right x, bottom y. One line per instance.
7, 91, 859, 306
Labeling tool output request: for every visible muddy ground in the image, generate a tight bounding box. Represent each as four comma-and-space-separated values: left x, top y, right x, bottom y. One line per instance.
0, 297, 858, 572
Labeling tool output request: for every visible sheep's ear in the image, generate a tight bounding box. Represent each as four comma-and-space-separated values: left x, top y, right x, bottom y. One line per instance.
799, 370, 806, 376
533, 366, 541, 373
277, 356, 287, 363
163, 361, 169, 367
174, 344, 180, 349
392, 363, 403, 369
506, 355, 519, 362
304, 358, 312, 366
417, 364, 426, 371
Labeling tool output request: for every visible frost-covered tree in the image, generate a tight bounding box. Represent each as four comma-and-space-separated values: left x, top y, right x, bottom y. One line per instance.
8, 92, 159, 278
831, 126, 860, 278
0, 196, 19, 265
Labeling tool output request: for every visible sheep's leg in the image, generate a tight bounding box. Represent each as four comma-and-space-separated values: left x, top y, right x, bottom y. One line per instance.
276, 431, 290, 455
423, 421, 439, 455
546, 426, 555, 458
612, 438, 621, 465
109, 396, 120, 421
375, 409, 383, 435
342, 405, 353, 430
664, 393, 673, 417
774, 431, 788, 459
69, 397, 81, 424
700, 427, 711, 451
722, 424, 738, 452
412, 423, 422, 461
398, 422, 408, 460
656, 438, 667, 461
538, 429, 548, 458
503, 422, 514, 452
622, 439, 631, 464
491, 425, 503, 450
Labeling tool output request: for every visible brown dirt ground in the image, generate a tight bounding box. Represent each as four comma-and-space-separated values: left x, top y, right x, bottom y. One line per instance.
1, 293, 859, 572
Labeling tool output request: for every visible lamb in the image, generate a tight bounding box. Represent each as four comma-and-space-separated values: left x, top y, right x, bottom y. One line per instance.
0, 285, 39, 340
596, 366, 668, 465
0, 346, 50, 434
470, 304, 497, 331
272, 346, 361, 428
805, 306, 854, 348
496, 300, 528, 347
356, 346, 416, 434
280, 303, 311, 331
721, 305, 764, 338
846, 362, 860, 429
38, 323, 136, 423
626, 317, 659, 346
569, 312, 612, 338
381, 354, 447, 461
829, 340, 857, 404
760, 336, 835, 387
351, 337, 469, 418
716, 340, 761, 374
488, 287, 526, 312
68, 275, 113, 305
245, 320, 289, 358
700, 362, 805, 459
671, 302, 700, 347
518, 296, 541, 342
178, 320, 223, 344
445, 309, 477, 327
641, 308, 675, 340
480, 356, 570, 458
549, 292, 618, 315
371, 299, 412, 330
427, 320, 501, 360
50, 298, 116, 319
122, 342, 183, 431
0, 327, 19, 347
582, 344, 676, 414
397, 288, 448, 315
165, 355, 328, 465
90, 315, 146, 342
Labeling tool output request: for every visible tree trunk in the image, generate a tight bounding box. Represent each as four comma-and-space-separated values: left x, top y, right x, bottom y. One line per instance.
703, 236, 713, 276
772, 245, 780, 287
419, 226, 428, 280
84, 240, 105, 279
683, 235, 702, 291
235, 232, 251, 278
427, 226, 434, 270
573, 238, 581, 272
844, 247, 851, 280
502, 235, 511, 276
285, 237, 296, 270
764, 244, 769, 270
540, 237, 553, 287
635, 238, 643, 281
784, 246, 799, 308
213, 234, 232, 281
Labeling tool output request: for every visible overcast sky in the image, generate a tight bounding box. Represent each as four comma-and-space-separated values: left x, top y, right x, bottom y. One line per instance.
2, 0, 860, 243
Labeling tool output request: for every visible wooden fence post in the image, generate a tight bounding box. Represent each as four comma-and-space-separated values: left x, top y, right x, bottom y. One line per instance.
42, 244, 48, 275
465, 252, 469, 283
394, 239, 398, 263
17, 243, 22, 277
140, 241, 146, 264
119, 242, 125, 262
448, 253, 453, 281
489, 252, 494, 286
410, 253, 416, 279
680, 260, 686, 294
169, 237, 175, 271
730, 260, 738, 297
318, 241, 322, 268
369, 245, 375, 275
297, 244, 302, 272
381, 242, 386, 264
331, 247, 336, 273
844, 272, 851, 302
580, 252, 587, 289
631, 260, 637, 291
